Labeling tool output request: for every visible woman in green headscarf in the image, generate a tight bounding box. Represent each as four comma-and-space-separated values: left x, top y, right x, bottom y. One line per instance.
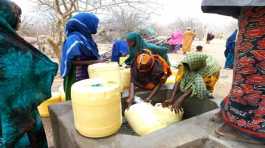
163, 53, 221, 113
125, 32, 169, 65
0, 1, 58, 147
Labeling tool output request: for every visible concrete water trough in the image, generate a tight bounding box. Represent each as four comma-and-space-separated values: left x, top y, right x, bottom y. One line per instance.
49, 87, 264, 148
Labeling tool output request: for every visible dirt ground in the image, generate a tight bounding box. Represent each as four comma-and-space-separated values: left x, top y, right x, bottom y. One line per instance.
43, 39, 234, 147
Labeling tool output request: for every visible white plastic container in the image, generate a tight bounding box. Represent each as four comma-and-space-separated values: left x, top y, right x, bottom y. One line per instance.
125, 102, 183, 136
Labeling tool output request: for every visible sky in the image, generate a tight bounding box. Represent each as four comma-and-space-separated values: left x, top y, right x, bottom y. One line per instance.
12, 0, 236, 26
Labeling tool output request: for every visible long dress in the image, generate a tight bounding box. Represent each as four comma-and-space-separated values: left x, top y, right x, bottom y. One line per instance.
224, 30, 237, 69
182, 31, 195, 53
60, 13, 100, 100
222, 7, 265, 142
202, 3, 265, 142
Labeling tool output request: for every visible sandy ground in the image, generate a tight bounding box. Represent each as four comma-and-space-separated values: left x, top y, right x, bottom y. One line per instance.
43, 39, 234, 147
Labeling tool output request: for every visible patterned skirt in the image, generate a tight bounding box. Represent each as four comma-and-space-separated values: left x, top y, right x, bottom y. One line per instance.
221, 7, 265, 142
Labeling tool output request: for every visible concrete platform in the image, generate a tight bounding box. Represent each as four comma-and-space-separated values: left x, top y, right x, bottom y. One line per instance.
49, 102, 264, 148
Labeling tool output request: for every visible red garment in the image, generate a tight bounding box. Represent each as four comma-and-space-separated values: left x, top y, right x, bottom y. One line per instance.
222, 7, 265, 141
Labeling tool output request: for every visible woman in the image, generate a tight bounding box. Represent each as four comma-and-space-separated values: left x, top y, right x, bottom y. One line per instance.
111, 39, 128, 63
0, 1, 58, 147
224, 30, 237, 69
126, 50, 171, 107
163, 53, 221, 113
60, 12, 104, 100
182, 27, 196, 54
167, 30, 184, 52
206, 32, 215, 44
125, 32, 169, 65
202, 1, 265, 143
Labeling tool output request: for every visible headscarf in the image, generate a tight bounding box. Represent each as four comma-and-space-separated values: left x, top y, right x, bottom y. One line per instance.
179, 53, 221, 99
125, 32, 169, 65
167, 30, 183, 45
0, 0, 58, 147
111, 39, 128, 62
60, 12, 100, 77
0, 0, 20, 32
136, 52, 155, 72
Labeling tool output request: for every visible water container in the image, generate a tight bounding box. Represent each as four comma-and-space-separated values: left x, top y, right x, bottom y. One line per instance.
71, 79, 122, 138
125, 102, 183, 136
154, 103, 183, 125
88, 62, 122, 91
120, 67, 131, 91
125, 103, 166, 136
38, 92, 62, 118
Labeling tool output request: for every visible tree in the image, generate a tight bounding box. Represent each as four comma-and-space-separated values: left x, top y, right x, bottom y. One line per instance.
99, 9, 150, 42
34, 0, 154, 58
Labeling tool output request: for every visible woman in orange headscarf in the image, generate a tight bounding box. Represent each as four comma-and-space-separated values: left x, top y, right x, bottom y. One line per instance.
126, 50, 171, 107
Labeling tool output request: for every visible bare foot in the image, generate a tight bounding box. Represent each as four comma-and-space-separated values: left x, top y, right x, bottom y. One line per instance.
210, 110, 223, 123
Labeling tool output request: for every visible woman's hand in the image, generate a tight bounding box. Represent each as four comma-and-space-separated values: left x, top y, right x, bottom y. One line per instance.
126, 97, 133, 108
171, 89, 192, 113
162, 98, 174, 107
126, 83, 135, 108
144, 97, 152, 103
144, 82, 162, 103
171, 97, 183, 113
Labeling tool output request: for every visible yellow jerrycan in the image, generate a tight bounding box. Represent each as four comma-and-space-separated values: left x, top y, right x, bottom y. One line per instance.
88, 62, 122, 91
71, 79, 122, 138
38, 91, 64, 118
120, 67, 131, 91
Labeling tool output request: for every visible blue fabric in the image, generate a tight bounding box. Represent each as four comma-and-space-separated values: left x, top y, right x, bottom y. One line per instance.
224, 30, 237, 69
111, 40, 128, 62
60, 12, 100, 77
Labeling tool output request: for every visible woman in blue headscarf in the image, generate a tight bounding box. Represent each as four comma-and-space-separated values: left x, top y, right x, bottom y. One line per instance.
224, 30, 237, 69
60, 12, 105, 100
111, 39, 128, 63
0, 0, 58, 147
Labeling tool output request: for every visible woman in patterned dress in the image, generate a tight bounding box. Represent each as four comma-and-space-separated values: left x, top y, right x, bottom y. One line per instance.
202, 1, 265, 143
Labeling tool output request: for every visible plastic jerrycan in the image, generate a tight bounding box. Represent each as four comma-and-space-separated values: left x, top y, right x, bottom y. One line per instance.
120, 67, 131, 91
71, 79, 122, 138
88, 62, 122, 91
